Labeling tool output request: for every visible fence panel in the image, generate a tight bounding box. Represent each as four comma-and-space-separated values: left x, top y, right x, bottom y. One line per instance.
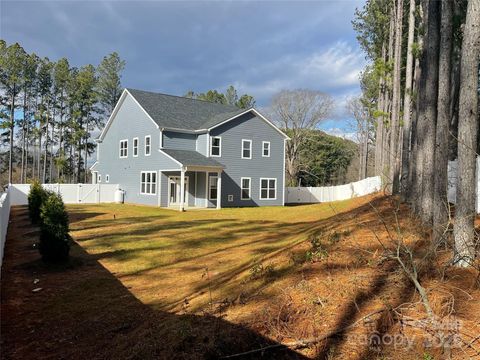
0, 188, 11, 272
9, 184, 119, 206
286, 176, 382, 204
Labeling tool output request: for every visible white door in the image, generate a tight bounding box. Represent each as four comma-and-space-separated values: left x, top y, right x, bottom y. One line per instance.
168, 176, 189, 205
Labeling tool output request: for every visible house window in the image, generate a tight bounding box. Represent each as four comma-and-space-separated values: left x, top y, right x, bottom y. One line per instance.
241, 177, 251, 200
98, 174, 102, 183
209, 175, 218, 200
140, 171, 157, 195
119, 139, 128, 158
210, 136, 221, 157
260, 178, 276, 200
262, 141, 270, 157
133, 137, 139, 157
145, 135, 151, 156
105, 174, 109, 183
242, 139, 252, 159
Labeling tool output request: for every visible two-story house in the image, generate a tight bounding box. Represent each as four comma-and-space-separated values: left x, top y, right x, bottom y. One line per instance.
91, 88, 288, 210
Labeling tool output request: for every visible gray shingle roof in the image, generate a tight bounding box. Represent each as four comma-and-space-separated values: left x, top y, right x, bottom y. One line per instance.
127, 88, 247, 131
162, 149, 224, 168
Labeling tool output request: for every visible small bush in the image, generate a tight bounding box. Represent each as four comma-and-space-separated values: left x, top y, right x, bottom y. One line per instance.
39, 193, 71, 262
249, 262, 275, 280
305, 235, 328, 262
28, 181, 48, 224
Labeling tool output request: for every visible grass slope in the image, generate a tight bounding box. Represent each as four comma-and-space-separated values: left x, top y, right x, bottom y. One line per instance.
2, 195, 479, 359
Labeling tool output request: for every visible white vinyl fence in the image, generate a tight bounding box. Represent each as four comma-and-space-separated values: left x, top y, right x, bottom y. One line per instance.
9, 183, 120, 206
0, 183, 119, 271
285, 176, 382, 204
0, 188, 11, 271
447, 157, 480, 212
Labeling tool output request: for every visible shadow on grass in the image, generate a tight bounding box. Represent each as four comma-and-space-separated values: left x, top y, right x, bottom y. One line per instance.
1, 206, 308, 360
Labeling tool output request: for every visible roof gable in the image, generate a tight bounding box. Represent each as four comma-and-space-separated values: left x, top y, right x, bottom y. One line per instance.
127, 88, 245, 131
98, 88, 289, 141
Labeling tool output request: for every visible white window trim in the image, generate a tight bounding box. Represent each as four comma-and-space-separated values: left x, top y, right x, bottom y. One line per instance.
210, 136, 221, 157
98, 174, 102, 183
133, 137, 139, 157
262, 141, 271, 157
144, 135, 151, 156
259, 177, 277, 200
119, 139, 128, 158
105, 174, 109, 183
140, 171, 157, 195
241, 139, 252, 159
240, 177, 251, 200
208, 174, 218, 200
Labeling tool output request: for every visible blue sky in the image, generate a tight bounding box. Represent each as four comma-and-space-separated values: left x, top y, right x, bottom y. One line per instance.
1, 0, 366, 137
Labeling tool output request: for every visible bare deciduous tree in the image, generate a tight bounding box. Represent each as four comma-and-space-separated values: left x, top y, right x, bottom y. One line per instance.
347, 96, 371, 180
271, 89, 333, 186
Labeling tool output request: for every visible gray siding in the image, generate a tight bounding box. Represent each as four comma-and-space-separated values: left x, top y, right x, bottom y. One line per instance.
163, 131, 196, 150
95, 93, 180, 206
210, 112, 285, 207
196, 133, 208, 156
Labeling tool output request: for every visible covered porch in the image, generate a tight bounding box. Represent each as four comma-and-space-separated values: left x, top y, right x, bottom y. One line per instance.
159, 149, 224, 211
160, 167, 223, 211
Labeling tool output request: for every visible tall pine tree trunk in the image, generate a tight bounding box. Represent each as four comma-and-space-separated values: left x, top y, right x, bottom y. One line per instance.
433, 0, 453, 242
418, 0, 440, 224
20, 92, 28, 184
388, 0, 404, 194
382, 8, 395, 186
408, 32, 423, 206
8, 87, 16, 184
375, 43, 387, 177
42, 110, 49, 183
453, 0, 480, 267
401, 0, 416, 197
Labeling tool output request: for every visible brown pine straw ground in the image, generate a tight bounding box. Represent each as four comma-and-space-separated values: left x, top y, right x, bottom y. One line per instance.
1, 194, 479, 359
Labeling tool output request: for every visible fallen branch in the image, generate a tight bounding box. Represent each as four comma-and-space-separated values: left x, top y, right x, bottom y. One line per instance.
221, 308, 386, 359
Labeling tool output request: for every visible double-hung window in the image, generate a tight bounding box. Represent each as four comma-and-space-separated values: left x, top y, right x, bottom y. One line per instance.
119, 139, 128, 158
262, 141, 270, 157
145, 135, 151, 156
241, 177, 251, 200
133, 137, 139, 157
260, 178, 276, 200
209, 175, 218, 200
210, 136, 221, 157
241, 139, 252, 159
140, 171, 157, 195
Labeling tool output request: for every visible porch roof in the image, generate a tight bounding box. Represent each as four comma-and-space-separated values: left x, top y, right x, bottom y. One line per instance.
162, 149, 224, 169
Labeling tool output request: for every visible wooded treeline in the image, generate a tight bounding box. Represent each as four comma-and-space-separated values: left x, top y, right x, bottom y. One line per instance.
184, 86, 256, 109
0, 40, 125, 185
353, 0, 480, 266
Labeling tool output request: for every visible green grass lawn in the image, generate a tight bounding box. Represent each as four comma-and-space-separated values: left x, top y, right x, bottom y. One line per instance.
68, 197, 366, 312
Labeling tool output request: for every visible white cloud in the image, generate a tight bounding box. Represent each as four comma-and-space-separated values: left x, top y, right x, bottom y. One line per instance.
226, 40, 367, 108
323, 127, 358, 142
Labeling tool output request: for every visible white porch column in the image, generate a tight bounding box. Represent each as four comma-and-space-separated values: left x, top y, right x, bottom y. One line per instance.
216, 171, 222, 209
180, 168, 186, 212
